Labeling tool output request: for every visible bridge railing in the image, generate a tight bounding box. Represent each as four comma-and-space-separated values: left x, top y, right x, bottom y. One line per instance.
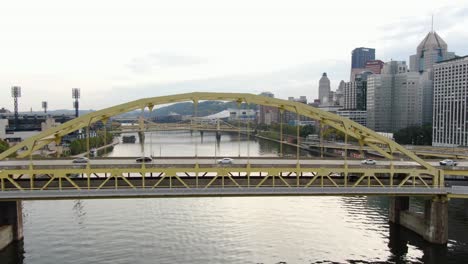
0, 165, 443, 192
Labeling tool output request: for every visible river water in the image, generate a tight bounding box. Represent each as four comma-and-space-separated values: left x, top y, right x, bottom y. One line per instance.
1, 131, 468, 264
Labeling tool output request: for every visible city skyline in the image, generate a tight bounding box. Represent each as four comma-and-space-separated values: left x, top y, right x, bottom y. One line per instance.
1, 1, 468, 111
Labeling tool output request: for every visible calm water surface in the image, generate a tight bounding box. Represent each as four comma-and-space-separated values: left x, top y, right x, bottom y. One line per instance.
1, 131, 468, 264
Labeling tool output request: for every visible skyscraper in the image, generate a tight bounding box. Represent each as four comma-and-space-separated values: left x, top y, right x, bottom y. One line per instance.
409, 31, 455, 124
343, 71, 372, 110
318, 73, 331, 106
409, 32, 455, 72
366, 61, 423, 132
351, 47, 375, 80
432, 56, 468, 147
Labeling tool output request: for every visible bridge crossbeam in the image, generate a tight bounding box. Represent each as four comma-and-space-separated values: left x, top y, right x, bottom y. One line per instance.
0, 166, 440, 194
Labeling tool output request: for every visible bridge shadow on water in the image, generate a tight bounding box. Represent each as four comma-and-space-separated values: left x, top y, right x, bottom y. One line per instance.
0, 240, 24, 264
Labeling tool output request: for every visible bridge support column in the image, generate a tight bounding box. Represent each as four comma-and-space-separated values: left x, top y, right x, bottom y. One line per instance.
0, 201, 23, 250
389, 196, 448, 244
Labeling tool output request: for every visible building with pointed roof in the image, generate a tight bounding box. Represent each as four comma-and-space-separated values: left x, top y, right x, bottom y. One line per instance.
409, 31, 456, 125
318, 72, 331, 106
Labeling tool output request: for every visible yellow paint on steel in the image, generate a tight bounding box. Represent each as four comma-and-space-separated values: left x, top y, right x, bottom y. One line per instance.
0, 92, 444, 184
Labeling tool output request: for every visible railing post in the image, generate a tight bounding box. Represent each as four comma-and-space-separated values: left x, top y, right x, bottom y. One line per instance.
280, 108, 284, 157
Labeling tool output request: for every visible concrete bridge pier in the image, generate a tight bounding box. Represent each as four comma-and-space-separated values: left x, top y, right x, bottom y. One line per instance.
200, 131, 204, 142
389, 196, 448, 244
0, 201, 23, 250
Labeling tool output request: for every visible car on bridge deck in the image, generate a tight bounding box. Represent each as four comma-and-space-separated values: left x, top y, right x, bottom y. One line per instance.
136, 156, 153, 163
439, 159, 457, 166
361, 159, 376, 165
72, 157, 89, 164
218, 158, 234, 164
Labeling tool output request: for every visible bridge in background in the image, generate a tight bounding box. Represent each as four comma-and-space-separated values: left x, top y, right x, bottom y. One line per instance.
116, 117, 255, 134
1, 92, 468, 246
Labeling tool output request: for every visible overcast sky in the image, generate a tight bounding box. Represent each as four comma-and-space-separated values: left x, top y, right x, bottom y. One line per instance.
1, 0, 468, 111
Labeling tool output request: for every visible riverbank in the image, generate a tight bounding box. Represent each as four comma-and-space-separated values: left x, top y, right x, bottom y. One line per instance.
255, 134, 312, 152
72, 139, 119, 158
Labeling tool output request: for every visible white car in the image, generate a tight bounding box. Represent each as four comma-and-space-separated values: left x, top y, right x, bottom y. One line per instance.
439, 159, 457, 166
218, 158, 234, 164
361, 159, 376, 165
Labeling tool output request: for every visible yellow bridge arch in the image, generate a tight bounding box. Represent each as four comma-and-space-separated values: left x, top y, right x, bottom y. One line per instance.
0, 92, 436, 173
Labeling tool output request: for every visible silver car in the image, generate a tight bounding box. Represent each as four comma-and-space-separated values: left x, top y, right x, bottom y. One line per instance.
439, 159, 457, 166
217, 158, 234, 164
361, 159, 376, 165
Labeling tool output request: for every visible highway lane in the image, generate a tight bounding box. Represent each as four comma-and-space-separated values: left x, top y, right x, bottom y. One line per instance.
0, 158, 467, 169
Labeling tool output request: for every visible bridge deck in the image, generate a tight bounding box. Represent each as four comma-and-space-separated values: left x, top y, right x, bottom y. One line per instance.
0, 187, 458, 200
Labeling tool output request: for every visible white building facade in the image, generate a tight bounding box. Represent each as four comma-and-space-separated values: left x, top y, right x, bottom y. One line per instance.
432, 56, 468, 147
337, 110, 367, 127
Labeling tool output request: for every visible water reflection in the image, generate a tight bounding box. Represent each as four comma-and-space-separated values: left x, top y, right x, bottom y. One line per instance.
2, 131, 468, 264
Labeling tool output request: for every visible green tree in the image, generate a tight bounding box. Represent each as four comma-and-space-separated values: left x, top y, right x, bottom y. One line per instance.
394, 125, 432, 145
0, 139, 9, 154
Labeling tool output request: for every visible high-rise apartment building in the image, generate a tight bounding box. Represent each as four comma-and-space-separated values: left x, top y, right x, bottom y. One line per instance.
343, 82, 356, 109
367, 61, 423, 132
343, 71, 372, 110
432, 56, 468, 147
318, 73, 331, 105
351, 47, 375, 80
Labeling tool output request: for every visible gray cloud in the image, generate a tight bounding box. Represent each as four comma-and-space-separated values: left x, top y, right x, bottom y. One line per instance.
126, 52, 204, 74
91, 62, 349, 108
377, 5, 468, 62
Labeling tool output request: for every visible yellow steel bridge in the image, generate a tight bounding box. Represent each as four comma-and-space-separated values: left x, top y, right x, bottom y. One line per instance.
0, 92, 467, 199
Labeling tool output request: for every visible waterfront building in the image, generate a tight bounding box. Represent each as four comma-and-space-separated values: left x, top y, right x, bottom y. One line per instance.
432, 56, 468, 147
258, 92, 279, 125
227, 108, 256, 121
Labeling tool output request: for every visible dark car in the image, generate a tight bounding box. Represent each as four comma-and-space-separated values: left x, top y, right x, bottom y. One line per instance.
72, 157, 89, 163
136, 157, 153, 163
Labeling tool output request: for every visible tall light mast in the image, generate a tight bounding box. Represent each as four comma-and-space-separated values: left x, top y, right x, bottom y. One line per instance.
72, 88, 80, 118
11, 86, 21, 130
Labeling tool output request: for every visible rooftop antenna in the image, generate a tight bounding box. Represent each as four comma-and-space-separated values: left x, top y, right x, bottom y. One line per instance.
431, 14, 434, 32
